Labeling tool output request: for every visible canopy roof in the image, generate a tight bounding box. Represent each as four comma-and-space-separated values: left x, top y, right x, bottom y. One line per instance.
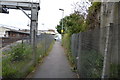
0, 0, 40, 10
0, 0, 40, 3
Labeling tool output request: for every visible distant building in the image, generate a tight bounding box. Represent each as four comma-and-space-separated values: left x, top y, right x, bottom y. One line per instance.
0, 26, 10, 37
47, 29, 56, 35
37, 30, 48, 35
38, 29, 56, 35
0, 24, 56, 37
19, 29, 30, 33
7, 29, 29, 37
0, 25, 30, 37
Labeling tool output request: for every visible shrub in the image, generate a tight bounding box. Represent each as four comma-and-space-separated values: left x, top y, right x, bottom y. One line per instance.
8, 44, 32, 61
2, 43, 32, 78
62, 33, 76, 68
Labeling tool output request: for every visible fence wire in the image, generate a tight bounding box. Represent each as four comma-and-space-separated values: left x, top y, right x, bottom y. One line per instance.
2, 33, 54, 78
71, 23, 119, 78
0, 37, 2, 79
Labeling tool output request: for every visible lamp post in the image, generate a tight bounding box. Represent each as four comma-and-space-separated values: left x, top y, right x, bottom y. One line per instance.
59, 8, 64, 36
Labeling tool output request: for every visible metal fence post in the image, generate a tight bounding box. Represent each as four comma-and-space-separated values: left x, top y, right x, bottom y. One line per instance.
102, 23, 113, 78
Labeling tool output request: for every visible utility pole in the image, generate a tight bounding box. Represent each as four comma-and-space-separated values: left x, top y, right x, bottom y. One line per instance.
30, 2, 39, 66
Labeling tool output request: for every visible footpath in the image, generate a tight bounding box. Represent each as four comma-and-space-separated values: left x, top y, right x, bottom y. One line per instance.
30, 41, 77, 78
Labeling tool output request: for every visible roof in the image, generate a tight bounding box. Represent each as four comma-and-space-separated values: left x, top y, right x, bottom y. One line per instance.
1, 0, 39, 3
7, 29, 30, 34
0, 24, 30, 34
0, 24, 20, 30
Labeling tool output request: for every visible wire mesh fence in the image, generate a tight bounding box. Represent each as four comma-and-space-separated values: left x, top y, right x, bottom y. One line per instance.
70, 23, 119, 78
1, 33, 54, 78
0, 37, 2, 79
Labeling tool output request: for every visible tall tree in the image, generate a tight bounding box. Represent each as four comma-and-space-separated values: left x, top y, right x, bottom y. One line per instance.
56, 13, 85, 35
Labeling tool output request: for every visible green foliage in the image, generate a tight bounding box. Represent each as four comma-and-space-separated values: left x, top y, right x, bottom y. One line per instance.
2, 58, 22, 78
56, 13, 85, 35
81, 21, 89, 31
56, 25, 62, 34
56, 2, 101, 34
2, 39, 54, 78
62, 33, 76, 68
8, 44, 32, 61
2, 44, 32, 78
89, 2, 101, 14
62, 33, 71, 51
86, 2, 101, 29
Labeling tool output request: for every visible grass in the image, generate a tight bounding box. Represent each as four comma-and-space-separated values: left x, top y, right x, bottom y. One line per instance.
2, 43, 33, 78
36, 40, 55, 64
62, 33, 76, 70
2, 39, 55, 78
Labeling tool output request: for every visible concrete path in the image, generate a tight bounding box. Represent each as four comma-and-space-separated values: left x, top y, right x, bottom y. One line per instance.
31, 41, 77, 78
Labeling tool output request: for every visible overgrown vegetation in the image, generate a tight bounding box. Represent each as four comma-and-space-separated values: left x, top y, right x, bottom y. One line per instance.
2, 39, 54, 78
86, 2, 101, 29
56, 2, 101, 35
62, 33, 76, 70
9, 44, 32, 61
2, 43, 33, 78
56, 13, 86, 35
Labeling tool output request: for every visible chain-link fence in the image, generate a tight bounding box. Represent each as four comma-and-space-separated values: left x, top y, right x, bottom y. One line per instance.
70, 23, 119, 78
2, 33, 54, 78
0, 37, 2, 79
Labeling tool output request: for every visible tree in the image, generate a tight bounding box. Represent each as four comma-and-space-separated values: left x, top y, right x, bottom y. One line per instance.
56, 12, 85, 35
86, 2, 101, 29
56, 25, 62, 34
71, 1, 91, 18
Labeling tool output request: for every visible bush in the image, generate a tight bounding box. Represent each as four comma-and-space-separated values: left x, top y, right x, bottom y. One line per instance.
62, 33, 76, 68
2, 43, 32, 78
2, 39, 54, 78
8, 44, 32, 61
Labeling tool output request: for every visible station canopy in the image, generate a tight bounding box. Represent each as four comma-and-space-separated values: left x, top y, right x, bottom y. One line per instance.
0, 0, 40, 11
0, 0, 40, 3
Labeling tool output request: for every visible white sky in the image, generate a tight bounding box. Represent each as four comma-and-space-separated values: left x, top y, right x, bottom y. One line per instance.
0, 0, 89, 30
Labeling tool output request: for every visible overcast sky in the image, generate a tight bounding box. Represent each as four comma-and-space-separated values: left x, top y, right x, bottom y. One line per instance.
0, 0, 89, 30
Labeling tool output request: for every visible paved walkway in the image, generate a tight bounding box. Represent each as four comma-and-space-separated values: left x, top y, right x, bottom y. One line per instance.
31, 41, 77, 78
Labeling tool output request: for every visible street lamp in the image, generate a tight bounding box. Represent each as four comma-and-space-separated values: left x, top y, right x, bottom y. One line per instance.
59, 8, 64, 35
